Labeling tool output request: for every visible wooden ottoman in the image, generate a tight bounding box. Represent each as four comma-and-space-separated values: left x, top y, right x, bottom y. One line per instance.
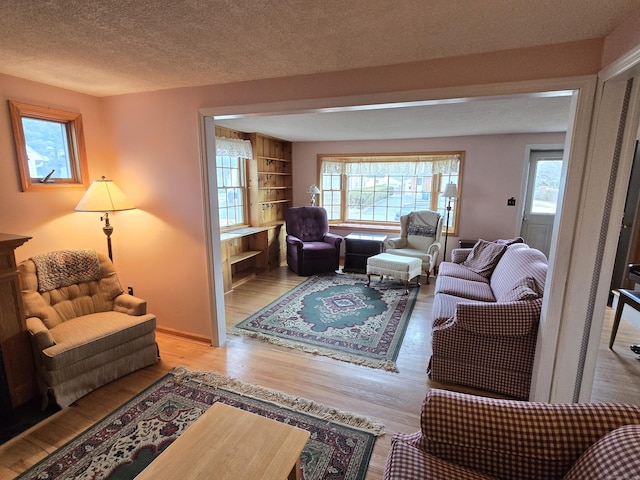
366, 252, 422, 295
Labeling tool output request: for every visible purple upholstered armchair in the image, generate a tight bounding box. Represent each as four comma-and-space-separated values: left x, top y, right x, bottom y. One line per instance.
285, 206, 343, 276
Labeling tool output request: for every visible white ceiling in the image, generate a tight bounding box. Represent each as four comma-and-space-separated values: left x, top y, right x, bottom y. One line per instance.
215, 93, 574, 141
0, 1, 636, 140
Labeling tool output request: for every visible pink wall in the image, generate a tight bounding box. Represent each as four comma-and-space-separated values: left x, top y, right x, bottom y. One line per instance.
0, 74, 117, 258
0, 34, 624, 340
294, 133, 565, 247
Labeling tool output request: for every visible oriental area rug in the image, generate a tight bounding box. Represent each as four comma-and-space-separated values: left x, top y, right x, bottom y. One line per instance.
17, 367, 383, 480
230, 273, 419, 372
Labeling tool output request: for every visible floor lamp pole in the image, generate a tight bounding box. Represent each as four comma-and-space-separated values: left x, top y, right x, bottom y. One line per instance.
101, 212, 114, 261
443, 200, 452, 262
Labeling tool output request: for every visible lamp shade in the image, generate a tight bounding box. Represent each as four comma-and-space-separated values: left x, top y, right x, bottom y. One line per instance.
306, 184, 321, 195
75, 176, 135, 212
443, 183, 459, 199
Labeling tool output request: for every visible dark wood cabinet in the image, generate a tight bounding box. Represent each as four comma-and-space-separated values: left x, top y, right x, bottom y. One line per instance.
343, 232, 387, 273
0, 233, 36, 410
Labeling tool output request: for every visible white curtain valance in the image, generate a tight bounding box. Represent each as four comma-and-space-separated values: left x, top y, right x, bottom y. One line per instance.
320, 154, 461, 176
215, 136, 253, 159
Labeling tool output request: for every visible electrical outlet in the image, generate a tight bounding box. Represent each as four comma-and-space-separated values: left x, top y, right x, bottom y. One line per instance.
128, 286, 134, 296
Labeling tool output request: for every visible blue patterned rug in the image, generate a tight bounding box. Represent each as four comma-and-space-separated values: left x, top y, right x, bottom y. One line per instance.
16, 368, 383, 480
230, 273, 419, 371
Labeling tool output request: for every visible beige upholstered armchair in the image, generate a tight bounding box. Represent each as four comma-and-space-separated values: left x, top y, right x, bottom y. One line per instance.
18, 249, 159, 407
386, 210, 443, 284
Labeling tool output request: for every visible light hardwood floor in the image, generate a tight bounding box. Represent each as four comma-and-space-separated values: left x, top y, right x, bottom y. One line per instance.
1, 266, 639, 479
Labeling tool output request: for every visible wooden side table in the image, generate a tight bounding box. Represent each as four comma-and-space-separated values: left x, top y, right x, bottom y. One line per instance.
136, 402, 310, 480
609, 289, 640, 349
343, 232, 387, 273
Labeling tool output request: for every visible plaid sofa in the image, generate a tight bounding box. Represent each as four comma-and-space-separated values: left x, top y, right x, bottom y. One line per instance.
428, 241, 548, 399
383, 389, 640, 480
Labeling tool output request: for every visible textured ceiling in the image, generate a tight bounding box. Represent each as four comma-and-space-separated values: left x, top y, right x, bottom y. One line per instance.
0, 0, 639, 97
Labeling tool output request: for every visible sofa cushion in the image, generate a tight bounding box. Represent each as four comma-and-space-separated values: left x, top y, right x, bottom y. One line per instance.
462, 240, 507, 278
563, 425, 640, 480
498, 277, 540, 303
42, 311, 156, 370
490, 244, 547, 300
437, 262, 489, 283
435, 276, 496, 302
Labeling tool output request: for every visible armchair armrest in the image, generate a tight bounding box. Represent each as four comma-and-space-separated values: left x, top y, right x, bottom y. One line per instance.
386, 236, 406, 249
114, 293, 148, 316
427, 241, 441, 256
323, 232, 343, 248
285, 234, 303, 248
26, 316, 55, 350
412, 388, 640, 480
454, 299, 542, 336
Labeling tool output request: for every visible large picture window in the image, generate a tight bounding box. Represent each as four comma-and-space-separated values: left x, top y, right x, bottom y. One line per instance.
319, 152, 463, 234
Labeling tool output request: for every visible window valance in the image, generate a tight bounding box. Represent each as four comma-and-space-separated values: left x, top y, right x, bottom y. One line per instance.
320, 154, 461, 176
215, 136, 253, 160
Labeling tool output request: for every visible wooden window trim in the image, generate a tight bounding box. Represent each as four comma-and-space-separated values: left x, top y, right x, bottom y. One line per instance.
8, 101, 90, 192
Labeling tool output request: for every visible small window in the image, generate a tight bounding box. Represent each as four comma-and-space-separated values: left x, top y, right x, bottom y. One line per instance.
8, 101, 89, 192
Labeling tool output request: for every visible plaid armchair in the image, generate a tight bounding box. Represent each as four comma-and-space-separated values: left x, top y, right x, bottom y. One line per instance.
384, 389, 640, 480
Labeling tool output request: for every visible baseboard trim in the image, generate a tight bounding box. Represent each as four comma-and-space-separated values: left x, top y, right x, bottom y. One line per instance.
156, 326, 212, 345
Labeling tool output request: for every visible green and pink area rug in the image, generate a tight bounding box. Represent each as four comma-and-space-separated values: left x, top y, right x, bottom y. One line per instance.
230, 273, 419, 372
17, 367, 383, 480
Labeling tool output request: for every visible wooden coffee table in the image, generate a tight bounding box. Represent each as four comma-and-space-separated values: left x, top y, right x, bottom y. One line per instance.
135, 402, 310, 480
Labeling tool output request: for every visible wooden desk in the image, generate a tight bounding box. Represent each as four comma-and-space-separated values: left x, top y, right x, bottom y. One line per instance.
135, 402, 310, 480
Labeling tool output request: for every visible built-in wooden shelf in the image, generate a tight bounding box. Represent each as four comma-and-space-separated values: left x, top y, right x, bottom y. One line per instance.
229, 250, 262, 265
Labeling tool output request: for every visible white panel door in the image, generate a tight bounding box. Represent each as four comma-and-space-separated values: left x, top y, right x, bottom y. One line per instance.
520, 150, 564, 257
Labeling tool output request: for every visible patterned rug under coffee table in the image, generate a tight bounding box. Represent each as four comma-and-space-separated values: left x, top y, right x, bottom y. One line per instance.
17, 367, 383, 480
230, 272, 419, 371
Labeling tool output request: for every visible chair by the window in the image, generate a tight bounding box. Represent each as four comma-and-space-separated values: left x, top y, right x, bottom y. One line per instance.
285, 206, 343, 276
385, 210, 443, 284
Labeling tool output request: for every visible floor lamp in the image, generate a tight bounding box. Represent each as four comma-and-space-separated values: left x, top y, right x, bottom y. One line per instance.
442, 182, 459, 263
75, 176, 135, 261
